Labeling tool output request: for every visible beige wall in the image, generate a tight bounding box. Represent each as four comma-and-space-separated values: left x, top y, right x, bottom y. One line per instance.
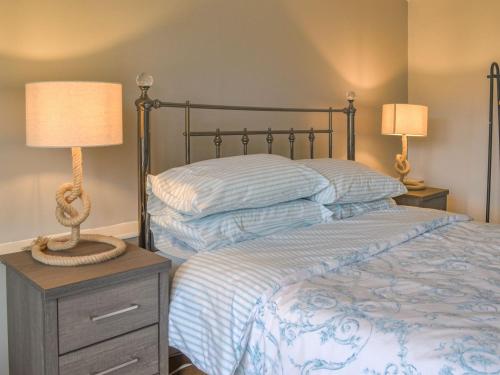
408, 0, 500, 222
0, 0, 408, 245
0, 0, 408, 372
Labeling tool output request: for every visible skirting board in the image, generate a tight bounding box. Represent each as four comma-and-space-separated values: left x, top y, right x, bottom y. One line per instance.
0, 221, 139, 256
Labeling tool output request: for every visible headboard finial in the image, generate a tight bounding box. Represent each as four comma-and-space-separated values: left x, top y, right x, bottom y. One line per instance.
136, 73, 154, 99
136, 72, 154, 87
346, 91, 356, 102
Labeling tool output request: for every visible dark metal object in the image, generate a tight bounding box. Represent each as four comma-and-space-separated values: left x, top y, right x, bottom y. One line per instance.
345, 92, 356, 161
135, 87, 153, 250
486, 62, 500, 222
214, 128, 222, 158
241, 128, 249, 155
185, 101, 191, 164
309, 128, 315, 159
155, 101, 346, 113
188, 129, 332, 136
135, 74, 356, 249
266, 128, 273, 154
288, 128, 296, 159
328, 108, 333, 158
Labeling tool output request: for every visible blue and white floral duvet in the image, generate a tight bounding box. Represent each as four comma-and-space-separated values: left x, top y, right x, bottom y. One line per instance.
169, 207, 500, 375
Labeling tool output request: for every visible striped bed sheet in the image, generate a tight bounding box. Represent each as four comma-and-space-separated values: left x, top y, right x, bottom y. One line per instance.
151, 222, 197, 276
168, 206, 500, 374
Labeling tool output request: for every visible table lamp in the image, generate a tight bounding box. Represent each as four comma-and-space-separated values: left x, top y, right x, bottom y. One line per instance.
381, 103, 428, 190
25, 81, 127, 266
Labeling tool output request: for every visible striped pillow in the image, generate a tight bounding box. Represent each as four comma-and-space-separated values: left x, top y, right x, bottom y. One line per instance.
150, 199, 333, 251
148, 154, 329, 219
296, 159, 407, 204
326, 198, 396, 220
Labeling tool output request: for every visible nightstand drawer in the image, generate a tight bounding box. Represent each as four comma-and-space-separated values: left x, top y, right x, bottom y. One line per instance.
59, 324, 159, 375
58, 274, 159, 353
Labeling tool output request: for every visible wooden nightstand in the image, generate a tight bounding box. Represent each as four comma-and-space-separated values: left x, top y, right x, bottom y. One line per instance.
1, 241, 171, 375
394, 187, 449, 210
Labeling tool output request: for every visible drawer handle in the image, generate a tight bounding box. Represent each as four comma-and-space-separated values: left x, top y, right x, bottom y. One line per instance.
90, 304, 139, 322
92, 357, 139, 375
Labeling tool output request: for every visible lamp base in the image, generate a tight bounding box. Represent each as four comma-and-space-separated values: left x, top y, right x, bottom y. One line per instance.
30, 234, 127, 267
27, 147, 127, 266
403, 178, 426, 191
394, 135, 425, 191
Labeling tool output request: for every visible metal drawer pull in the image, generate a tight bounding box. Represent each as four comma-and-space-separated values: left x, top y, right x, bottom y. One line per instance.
90, 304, 139, 322
92, 358, 139, 375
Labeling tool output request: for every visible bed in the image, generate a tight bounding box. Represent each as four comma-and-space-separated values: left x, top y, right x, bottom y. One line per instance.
134, 76, 500, 375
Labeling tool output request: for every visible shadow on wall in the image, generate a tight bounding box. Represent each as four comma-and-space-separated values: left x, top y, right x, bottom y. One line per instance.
0, 0, 407, 244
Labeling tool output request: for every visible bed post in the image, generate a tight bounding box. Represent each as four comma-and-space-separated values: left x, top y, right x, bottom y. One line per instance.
346, 91, 356, 161
135, 74, 155, 249
486, 62, 500, 223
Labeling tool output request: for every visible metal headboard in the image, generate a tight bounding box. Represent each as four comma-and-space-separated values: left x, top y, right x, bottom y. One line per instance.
134, 74, 356, 249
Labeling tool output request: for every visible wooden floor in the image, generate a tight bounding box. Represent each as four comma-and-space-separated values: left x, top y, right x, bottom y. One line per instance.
170, 353, 206, 375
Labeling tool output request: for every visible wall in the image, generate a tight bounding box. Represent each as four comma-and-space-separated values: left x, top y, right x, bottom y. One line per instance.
0, 0, 408, 372
408, 0, 500, 222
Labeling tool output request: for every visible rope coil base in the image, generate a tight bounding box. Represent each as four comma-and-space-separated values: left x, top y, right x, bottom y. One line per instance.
30, 234, 126, 266
27, 147, 127, 267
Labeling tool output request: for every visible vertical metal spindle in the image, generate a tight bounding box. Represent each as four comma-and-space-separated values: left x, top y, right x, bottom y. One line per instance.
135, 79, 153, 250
486, 63, 499, 222
346, 93, 356, 161
496, 66, 500, 221
328, 107, 333, 158
242, 128, 249, 155
185, 100, 191, 164
487, 72, 494, 222
308, 127, 315, 159
214, 128, 222, 158
289, 128, 295, 160
266, 128, 273, 154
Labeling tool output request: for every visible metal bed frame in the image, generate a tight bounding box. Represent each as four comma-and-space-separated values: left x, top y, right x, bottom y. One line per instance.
135, 74, 356, 249
486, 62, 500, 223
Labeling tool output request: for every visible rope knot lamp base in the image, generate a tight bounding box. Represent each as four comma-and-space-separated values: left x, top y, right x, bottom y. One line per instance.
27, 148, 126, 266
395, 135, 426, 191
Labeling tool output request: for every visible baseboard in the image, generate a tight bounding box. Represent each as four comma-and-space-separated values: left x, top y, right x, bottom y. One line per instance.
0, 221, 139, 256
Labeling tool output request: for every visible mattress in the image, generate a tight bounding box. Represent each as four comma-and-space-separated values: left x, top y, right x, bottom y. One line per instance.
168, 206, 500, 375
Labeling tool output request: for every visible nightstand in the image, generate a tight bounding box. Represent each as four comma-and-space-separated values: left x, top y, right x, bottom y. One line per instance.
394, 187, 449, 210
1, 241, 171, 375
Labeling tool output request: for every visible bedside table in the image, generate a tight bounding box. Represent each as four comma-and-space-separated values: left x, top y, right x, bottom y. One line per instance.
1, 241, 171, 375
394, 187, 449, 210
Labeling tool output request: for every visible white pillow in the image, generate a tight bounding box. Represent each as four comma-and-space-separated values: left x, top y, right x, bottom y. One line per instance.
296, 159, 407, 204
148, 154, 329, 219
150, 199, 332, 251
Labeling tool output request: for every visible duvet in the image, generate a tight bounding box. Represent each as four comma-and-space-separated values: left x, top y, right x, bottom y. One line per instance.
168, 207, 500, 375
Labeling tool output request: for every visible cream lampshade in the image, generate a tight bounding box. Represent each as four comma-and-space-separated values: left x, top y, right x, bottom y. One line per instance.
381, 104, 428, 190
25, 82, 127, 266
26, 82, 123, 147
